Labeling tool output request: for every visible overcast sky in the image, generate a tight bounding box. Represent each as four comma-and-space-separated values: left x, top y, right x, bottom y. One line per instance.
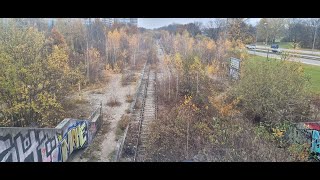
138, 18, 261, 29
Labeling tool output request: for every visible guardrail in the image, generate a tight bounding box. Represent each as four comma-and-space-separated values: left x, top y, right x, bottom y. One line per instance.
249, 48, 320, 61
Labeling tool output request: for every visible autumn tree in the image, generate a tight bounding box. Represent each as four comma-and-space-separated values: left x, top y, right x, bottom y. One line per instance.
106, 29, 121, 69
128, 34, 139, 68
0, 19, 91, 127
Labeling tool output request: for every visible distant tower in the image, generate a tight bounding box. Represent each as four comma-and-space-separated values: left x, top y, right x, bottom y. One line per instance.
102, 18, 114, 27
130, 18, 138, 26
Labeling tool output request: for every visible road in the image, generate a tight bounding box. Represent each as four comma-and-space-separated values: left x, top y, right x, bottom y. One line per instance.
248, 50, 320, 66
255, 45, 320, 56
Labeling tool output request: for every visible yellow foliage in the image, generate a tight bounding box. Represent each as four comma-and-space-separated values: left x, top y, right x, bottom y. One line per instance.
297, 65, 304, 74
211, 95, 240, 117
272, 128, 285, 138
288, 143, 310, 161
47, 45, 69, 73
179, 95, 199, 113
206, 40, 216, 50
113, 63, 122, 73
206, 64, 218, 76
174, 53, 183, 71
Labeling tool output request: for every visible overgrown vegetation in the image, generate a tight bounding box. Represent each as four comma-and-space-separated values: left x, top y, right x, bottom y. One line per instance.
115, 114, 130, 141
0, 18, 148, 127
144, 23, 314, 161
106, 96, 121, 107
232, 58, 311, 124
125, 94, 134, 103
121, 72, 137, 86
1, 18, 318, 162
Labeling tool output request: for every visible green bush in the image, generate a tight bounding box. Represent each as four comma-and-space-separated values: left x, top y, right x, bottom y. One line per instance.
233, 58, 311, 124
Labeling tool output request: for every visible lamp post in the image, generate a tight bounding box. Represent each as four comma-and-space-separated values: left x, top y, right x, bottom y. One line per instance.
264, 22, 269, 60
312, 22, 318, 54
255, 30, 258, 55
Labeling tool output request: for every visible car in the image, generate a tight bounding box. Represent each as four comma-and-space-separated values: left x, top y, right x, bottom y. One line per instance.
246, 44, 256, 50
271, 44, 282, 54
272, 48, 282, 54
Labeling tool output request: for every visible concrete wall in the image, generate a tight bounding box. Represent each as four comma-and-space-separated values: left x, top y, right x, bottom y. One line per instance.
0, 127, 60, 162
0, 106, 102, 162
286, 122, 320, 159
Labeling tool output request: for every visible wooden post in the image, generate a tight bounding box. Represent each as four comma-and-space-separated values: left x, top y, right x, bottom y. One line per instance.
196, 72, 199, 95
78, 82, 81, 100
169, 71, 171, 100
176, 74, 178, 101
186, 118, 189, 159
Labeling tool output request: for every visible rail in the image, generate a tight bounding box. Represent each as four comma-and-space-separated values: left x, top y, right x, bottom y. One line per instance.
114, 60, 148, 162
134, 68, 150, 161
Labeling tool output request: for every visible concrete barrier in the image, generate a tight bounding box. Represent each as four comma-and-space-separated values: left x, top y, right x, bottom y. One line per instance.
0, 105, 102, 162
286, 122, 320, 160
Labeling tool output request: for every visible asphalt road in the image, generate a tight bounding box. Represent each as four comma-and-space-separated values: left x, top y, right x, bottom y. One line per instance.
255, 45, 320, 56
248, 50, 320, 66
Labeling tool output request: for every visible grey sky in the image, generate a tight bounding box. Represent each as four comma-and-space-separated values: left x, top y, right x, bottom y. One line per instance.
138, 18, 261, 29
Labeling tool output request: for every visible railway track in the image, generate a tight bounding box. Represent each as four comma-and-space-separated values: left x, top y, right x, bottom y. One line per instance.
118, 62, 157, 162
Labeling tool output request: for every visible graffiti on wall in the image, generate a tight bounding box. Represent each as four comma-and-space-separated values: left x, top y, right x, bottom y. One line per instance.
303, 122, 320, 157
59, 121, 88, 162
0, 120, 89, 162
0, 104, 102, 162
0, 130, 59, 162
290, 122, 320, 159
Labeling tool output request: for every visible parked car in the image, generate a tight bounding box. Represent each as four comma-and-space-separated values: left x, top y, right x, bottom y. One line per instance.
246, 44, 256, 50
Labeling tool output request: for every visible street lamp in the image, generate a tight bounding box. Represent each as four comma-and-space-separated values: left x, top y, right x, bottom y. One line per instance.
264, 22, 269, 60
312, 21, 319, 53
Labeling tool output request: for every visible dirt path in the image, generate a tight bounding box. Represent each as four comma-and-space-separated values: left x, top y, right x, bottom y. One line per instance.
97, 74, 135, 161
71, 73, 136, 162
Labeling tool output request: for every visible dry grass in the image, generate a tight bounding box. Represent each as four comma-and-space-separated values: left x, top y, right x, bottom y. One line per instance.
125, 109, 131, 114
107, 96, 121, 107
134, 99, 142, 109
115, 115, 131, 141
62, 97, 91, 119
72, 98, 89, 105
121, 73, 137, 86
80, 117, 110, 161
126, 94, 134, 103
90, 89, 105, 94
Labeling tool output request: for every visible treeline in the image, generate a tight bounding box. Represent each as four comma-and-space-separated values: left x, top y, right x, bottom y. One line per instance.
156, 18, 255, 44
257, 18, 320, 49
0, 18, 148, 127
157, 18, 320, 50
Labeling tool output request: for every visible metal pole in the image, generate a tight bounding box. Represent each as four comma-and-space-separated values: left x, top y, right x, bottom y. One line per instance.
265, 23, 269, 60
312, 24, 318, 53
255, 31, 257, 55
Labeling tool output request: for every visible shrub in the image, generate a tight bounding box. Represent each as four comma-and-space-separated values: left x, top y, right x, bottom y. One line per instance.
121, 73, 136, 86
126, 94, 134, 103
232, 58, 311, 124
107, 96, 121, 107
115, 115, 131, 140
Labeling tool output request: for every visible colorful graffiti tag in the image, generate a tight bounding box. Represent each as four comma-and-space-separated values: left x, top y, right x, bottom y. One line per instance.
289, 122, 320, 160
0, 104, 102, 162
0, 130, 59, 162
59, 121, 88, 162
312, 130, 320, 154
303, 122, 320, 156
0, 120, 89, 162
